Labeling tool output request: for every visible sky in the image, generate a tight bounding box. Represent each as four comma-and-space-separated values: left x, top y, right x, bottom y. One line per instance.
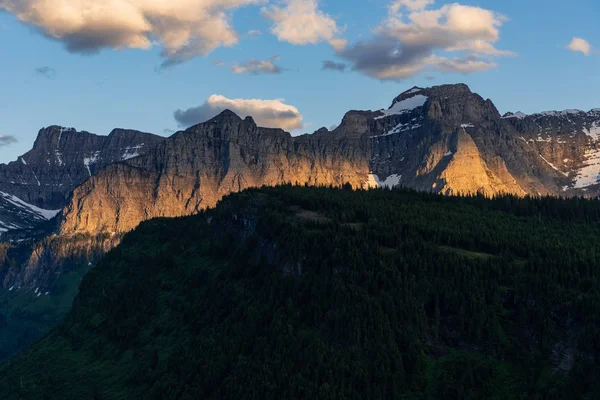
0, 0, 599, 164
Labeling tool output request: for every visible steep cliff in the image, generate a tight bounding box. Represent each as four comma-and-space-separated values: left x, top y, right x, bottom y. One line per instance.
503, 109, 600, 195
58, 111, 374, 235
56, 84, 600, 237
0, 126, 165, 210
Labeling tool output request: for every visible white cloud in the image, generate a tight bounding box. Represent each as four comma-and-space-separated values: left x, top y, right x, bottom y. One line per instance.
567, 37, 593, 56
337, 0, 513, 80
232, 56, 282, 74
262, 0, 343, 46
174, 95, 303, 130
0, 0, 266, 66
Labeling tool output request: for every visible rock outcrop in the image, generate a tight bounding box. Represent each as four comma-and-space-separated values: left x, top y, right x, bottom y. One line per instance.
59, 111, 373, 235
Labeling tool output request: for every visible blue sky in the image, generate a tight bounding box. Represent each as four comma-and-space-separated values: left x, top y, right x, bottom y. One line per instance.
0, 0, 598, 164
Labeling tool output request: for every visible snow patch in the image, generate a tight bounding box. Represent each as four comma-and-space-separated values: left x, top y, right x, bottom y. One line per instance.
461, 124, 475, 128
83, 151, 102, 177
375, 95, 428, 120
32, 171, 41, 186
0, 191, 60, 220
583, 121, 600, 141
121, 144, 144, 160
538, 155, 567, 177
404, 87, 422, 95
371, 121, 422, 137
536, 109, 584, 118
575, 147, 600, 188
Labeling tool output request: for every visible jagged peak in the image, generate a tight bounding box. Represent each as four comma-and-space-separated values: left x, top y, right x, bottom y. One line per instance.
209, 109, 243, 123
31, 126, 80, 149
401, 86, 424, 96
243, 116, 257, 126
314, 127, 330, 135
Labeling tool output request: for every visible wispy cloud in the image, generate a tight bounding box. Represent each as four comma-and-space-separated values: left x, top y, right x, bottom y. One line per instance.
247, 29, 262, 37
34, 66, 56, 79
322, 60, 347, 71
0, 135, 17, 147
232, 56, 283, 75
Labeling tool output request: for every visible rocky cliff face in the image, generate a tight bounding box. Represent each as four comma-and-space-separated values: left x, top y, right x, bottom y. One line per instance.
59, 111, 373, 235
367, 84, 581, 196
3, 83, 600, 290
57, 84, 600, 237
503, 109, 600, 195
0, 126, 165, 210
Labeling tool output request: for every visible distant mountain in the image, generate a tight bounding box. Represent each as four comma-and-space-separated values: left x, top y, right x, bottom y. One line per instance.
0, 126, 165, 235
502, 108, 600, 192
2, 186, 599, 399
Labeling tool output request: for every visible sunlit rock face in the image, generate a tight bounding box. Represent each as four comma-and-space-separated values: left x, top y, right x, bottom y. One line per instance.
4, 83, 600, 290
59, 111, 374, 235
59, 84, 600, 237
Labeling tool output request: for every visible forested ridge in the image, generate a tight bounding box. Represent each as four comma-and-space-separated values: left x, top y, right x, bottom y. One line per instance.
1, 185, 600, 399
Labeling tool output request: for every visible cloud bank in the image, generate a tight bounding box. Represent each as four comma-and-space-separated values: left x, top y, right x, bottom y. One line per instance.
333, 0, 513, 80
0, 0, 265, 66
174, 95, 303, 130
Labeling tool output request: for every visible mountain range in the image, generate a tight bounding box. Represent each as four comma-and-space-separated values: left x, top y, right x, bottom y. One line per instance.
2, 83, 600, 290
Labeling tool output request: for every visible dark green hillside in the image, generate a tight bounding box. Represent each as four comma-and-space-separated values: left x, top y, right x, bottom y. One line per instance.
1, 185, 600, 399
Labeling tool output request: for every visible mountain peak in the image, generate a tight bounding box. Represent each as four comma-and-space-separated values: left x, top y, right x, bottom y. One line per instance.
243, 116, 256, 126
38, 125, 77, 136
209, 109, 243, 123
389, 83, 472, 109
